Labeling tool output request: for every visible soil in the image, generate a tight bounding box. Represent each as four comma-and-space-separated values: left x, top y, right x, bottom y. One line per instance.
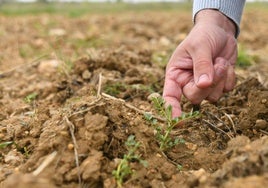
0, 6, 268, 188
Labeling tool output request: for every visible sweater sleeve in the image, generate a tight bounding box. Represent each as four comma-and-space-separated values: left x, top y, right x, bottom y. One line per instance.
193, 0, 246, 37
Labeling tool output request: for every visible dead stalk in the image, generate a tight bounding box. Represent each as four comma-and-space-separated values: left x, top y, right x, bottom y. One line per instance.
202, 119, 233, 139
224, 113, 237, 135
0, 54, 48, 78
97, 73, 102, 99
206, 112, 232, 133
101, 92, 165, 122
68, 97, 102, 117
64, 116, 82, 186
260, 129, 268, 135
32, 151, 57, 176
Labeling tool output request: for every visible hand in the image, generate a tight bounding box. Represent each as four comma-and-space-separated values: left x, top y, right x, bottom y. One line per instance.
163, 10, 238, 117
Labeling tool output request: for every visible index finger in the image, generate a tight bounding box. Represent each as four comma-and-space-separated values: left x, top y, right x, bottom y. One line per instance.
163, 72, 183, 117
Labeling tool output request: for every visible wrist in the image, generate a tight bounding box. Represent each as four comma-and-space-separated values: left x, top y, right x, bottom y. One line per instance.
195, 9, 236, 37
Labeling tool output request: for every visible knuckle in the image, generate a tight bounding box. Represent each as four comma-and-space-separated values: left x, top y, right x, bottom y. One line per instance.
186, 93, 203, 104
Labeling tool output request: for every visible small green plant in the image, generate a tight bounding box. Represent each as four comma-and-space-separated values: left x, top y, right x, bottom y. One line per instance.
145, 97, 199, 151
104, 82, 126, 96
112, 135, 147, 187
0, 141, 13, 149
237, 46, 253, 68
24, 92, 38, 104
152, 51, 170, 68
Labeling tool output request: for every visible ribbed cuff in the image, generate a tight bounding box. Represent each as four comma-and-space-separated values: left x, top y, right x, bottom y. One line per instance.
193, 0, 246, 37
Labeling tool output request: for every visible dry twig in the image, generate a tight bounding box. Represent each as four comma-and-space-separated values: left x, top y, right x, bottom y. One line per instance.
101, 92, 165, 122
260, 129, 268, 135
0, 54, 48, 78
206, 112, 232, 133
64, 116, 82, 186
202, 119, 233, 139
97, 73, 102, 98
68, 97, 102, 117
32, 151, 57, 176
224, 113, 237, 136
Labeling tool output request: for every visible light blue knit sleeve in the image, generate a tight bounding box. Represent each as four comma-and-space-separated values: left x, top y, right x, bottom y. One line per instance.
193, 0, 246, 37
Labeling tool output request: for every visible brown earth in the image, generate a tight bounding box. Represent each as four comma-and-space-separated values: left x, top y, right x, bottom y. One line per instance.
0, 5, 268, 188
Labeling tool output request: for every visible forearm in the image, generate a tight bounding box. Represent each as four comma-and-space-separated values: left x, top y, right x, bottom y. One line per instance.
193, 0, 246, 37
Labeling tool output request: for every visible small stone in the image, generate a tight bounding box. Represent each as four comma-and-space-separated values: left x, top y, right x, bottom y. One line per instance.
159, 36, 171, 46
199, 175, 208, 183
82, 70, 92, 80
192, 168, 206, 178
4, 150, 24, 166
200, 100, 209, 106
147, 92, 161, 101
67, 143, 74, 150
230, 114, 236, 119
261, 99, 267, 104
156, 153, 162, 158
255, 119, 267, 130
38, 59, 61, 75
59, 131, 69, 136
14, 167, 20, 172
185, 142, 198, 151
49, 28, 66, 36
216, 122, 224, 129
244, 144, 252, 151
0, 133, 4, 139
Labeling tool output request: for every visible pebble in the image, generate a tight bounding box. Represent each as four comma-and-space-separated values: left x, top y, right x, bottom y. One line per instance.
156, 153, 162, 158
4, 150, 24, 166
255, 119, 268, 130
261, 99, 267, 104
191, 168, 206, 179
82, 70, 92, 80
0, 133, 4, 139
38, 59, 61, 75
59, 131, 69, 137
67, 143, 74, 150
48, 28, 66, 36
185, 142, 198, 151
159, 36, 171, 46
216, 122, 224, 129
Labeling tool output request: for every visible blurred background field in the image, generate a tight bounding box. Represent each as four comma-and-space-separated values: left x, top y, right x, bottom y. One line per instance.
0, 1, 192, 16
0, 0, 267, 82
0, 0, 268, 16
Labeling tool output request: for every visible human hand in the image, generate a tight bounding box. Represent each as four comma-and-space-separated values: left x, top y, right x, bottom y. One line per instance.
163, 10, 238, 117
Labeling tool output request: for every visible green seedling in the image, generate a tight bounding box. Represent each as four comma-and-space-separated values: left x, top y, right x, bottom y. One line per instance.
237, 46, 253, 68
24, 92, 38, 104
112, 135, 147, 187
152, 51, 170, 68
104, 82, 126, 96
145, 97, 199, 151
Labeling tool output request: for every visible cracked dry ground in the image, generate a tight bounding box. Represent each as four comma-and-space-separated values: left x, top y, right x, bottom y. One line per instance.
0, 6, 268, 188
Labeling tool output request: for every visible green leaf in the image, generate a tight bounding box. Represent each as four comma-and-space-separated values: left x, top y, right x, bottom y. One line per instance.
144, 113, 153, 121
0, 141, 13, 149
177, 164, 183, 171
140, 160, 148, 167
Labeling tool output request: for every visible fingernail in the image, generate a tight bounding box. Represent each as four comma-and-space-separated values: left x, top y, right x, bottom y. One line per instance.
198, 74, 209, 84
